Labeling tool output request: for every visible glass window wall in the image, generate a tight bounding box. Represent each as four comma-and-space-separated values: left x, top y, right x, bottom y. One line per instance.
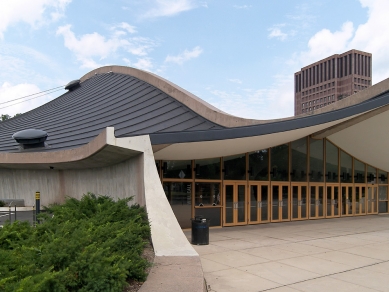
291, 138, 307, 182
325, 140, 338, 182
223, 154, 246, 180
354, 159, 365, 183
340, 151, 352, 183
367, 165, 377, 184
163, 182, 192, 228
248, 149, 269, 181
379, 186, 388, 213
271, 144, 289, 181
379, 170, 388, 184
163, 160, 192, 179
194, 158, 220, 180
195, 182, 221, 207
310, 138, 324, 182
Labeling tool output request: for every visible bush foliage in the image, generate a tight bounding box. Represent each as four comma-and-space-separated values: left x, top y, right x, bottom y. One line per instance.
0, 193, 151, 292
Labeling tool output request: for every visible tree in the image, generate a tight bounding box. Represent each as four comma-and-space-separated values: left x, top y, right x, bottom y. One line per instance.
1, 114, 11, 121
0, 113, 22, 121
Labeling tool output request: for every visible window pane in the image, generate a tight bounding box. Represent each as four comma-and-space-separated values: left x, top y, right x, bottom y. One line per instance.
271, 144, 289, 181
367, 165, 377, 184
379, 186, 388, 201
248, 149, 269, 181
340, 151, 352, 183
163, 182, 192, 228
354, 159, 365, 183
163, 160, 192, 179
325, 140, 338, 182
194, 158, 220, 180
223, 154, 246, 180
379, 170, 388, 184
195, 183, 221, 207
309, 138, 324, 182
291, 138, 307, 182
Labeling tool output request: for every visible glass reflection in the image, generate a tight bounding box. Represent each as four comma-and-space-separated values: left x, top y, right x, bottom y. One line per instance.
271, 144, 289, 181
225, 185, 233, 223
326, 140, 338, 182
367, 165, 377, 184
291, 138, 307, 182
163, 160, 192, 179
195, 183, 220, 206
378, 170, 388, 184
223, 154, 246, 180
238, 185, 246, 222
340, 151, 352, 183
163, 182, 192, 228
249, 150, 269, 181
354, 159, 365, 184
272, 185, 279, 220
250, 185, 258, 222
310, 139, 324, 182
194, 158, 220, 179
261, 185, 269, 221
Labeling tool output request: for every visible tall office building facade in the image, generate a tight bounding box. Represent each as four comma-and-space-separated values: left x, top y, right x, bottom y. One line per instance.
294, 49, 372, 115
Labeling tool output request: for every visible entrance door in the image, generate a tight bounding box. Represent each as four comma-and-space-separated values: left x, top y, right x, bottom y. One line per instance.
341, 184, 354, 216
367, 186, 378, 214
271, 183, 290, 222
249, 183, 270, 224
291, 184, 308, 221
224, 183, 247, 226
326, 184, 340, 218
354, 185, 366, 215
309, 184, 325, 219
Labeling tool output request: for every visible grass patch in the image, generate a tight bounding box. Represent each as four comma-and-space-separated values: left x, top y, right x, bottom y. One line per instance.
0, 193, 151, 292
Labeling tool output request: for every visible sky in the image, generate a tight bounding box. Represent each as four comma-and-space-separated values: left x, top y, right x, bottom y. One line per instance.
1, 0, 389, 119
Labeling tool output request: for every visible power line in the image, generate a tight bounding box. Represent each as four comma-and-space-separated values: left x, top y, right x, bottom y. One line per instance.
0, 85, 66, 106
0, 88, 64, 110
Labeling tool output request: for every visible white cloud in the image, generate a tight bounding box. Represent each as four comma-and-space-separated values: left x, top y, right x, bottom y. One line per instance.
233, 5, 252, 9
123, 57, 154, 72
114, 22, 137, 34
298, 0, 389, 83
0, 82, 58, 116
301, 21, 354, 65
57, 24, 157, 69
206, 74, 293, 119
142, 0, 196, 18
165, 46, 203, 65
228, 78, 242, 84
0, 0, 71, 39
268, 26, 288, 41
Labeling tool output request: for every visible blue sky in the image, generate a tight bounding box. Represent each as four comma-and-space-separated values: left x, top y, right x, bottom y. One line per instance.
1, 0, 389, 119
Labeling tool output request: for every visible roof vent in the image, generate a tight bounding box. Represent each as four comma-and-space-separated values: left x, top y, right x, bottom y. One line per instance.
65, 79, 80, 91
12, 129, 48, 149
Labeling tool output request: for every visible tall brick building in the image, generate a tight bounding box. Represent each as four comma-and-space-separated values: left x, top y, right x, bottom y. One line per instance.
294, 50, 372, 115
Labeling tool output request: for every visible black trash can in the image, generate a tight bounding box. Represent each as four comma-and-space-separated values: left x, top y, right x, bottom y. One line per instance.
191, 216, 209, 245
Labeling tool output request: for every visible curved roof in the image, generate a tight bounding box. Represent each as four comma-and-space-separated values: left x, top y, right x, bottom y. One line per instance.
1, 65, 389, 171
0, 71, 223, 153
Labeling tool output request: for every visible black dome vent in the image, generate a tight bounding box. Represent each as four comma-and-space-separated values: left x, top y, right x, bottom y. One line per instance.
12, 129, 48, 149
65, 79, 80, 91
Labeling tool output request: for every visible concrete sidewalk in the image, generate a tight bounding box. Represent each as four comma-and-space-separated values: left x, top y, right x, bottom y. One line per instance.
185, 215, 389, 292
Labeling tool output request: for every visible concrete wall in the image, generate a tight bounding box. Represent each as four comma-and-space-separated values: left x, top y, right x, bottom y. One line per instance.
0, 131, 204, 291
0, 154, 144, 207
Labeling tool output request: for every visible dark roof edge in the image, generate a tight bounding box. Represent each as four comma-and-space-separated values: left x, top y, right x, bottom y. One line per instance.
149, 91, 389, 144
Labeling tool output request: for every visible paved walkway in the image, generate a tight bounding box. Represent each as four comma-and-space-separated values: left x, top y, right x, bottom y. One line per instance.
185, 215, 389, 292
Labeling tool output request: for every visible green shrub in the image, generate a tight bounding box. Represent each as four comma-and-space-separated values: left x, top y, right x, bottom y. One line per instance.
0, 193, 151, 292
0, 200, 5, 207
